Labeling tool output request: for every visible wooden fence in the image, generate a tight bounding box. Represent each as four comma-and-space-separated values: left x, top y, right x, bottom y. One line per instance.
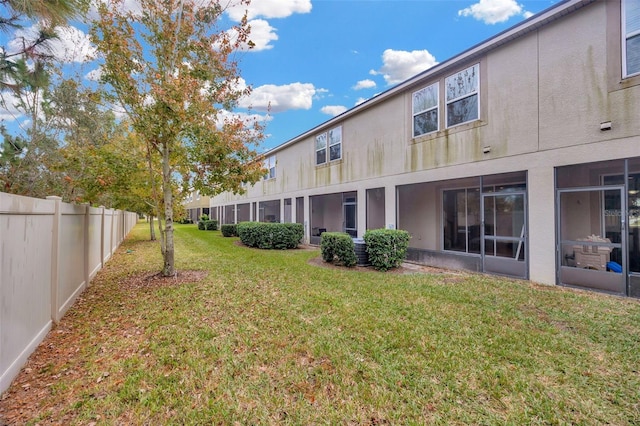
0, 192, 138, 394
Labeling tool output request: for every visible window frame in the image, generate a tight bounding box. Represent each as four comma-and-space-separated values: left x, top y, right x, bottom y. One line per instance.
412, 82, 439, 137
623, 0, 640, 78
445, 63, 480, 129
328, 126, 342, 162
264, 154, 276, 180
315, 133, 327, 165
315, 125, 342, 165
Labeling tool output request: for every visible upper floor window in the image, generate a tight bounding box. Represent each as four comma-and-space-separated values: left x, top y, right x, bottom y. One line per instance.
316, 133, 327, 164
445, 63, 479, 128
264, 155, 276, 180
315, 126, 342, 165
412, 82, 439, 137
623, 0, 640, 77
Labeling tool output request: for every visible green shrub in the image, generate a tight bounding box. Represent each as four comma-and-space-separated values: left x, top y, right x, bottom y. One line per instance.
364, 229, 410, 271
236, 222, 303, 249
197, 219, 218, 231
204, 220, 218, 231
221, 224, 238, 237
320, 232, 357, 267
200, 214, 209, 221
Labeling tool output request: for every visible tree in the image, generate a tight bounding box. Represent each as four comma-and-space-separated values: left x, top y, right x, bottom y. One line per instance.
0, 0, 88, 197
0, 57, 65, 197
92, 0, 265, 276
1, 0, 86, 91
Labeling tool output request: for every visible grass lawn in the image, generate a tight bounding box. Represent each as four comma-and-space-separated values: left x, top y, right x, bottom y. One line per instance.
2, 222, 640, 424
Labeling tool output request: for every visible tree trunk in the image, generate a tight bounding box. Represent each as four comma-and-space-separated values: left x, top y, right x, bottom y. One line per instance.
161, 144, 175, 277
149, 215, 156, 241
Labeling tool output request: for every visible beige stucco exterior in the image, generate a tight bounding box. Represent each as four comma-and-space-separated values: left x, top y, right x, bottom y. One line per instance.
210, 0, 640, 292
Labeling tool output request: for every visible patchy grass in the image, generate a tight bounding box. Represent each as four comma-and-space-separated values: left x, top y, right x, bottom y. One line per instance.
2, 223, 640, 424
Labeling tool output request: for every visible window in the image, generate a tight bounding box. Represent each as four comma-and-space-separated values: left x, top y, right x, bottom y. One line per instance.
445, 63, 479, 128
315, 126, 342, 165
328, 126, 342, 161
315, 133, 327, 165
264, 155, 276, 180
623, 0, 640, 77
412, 83, 439, 137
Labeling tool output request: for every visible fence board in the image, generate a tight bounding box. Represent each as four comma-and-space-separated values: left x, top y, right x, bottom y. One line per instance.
0, 193, 136, 394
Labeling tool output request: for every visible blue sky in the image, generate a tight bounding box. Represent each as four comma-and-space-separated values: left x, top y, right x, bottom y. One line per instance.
0, 0, 559, 152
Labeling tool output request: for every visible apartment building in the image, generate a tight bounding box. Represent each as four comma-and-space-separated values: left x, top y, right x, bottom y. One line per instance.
209, 0, 640, 297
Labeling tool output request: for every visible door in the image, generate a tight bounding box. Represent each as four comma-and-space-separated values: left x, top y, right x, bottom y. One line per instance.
482, 191, 527, 278
557, 186, 626, 294
343, 193, 357, 237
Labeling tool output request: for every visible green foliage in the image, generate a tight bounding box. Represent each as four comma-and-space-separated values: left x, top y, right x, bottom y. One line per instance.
200, 214, 209, 221
236, 222, 303, 249
364, 229, 410, 271
221, 224, 237, 237
198, 219, 217, 230
320, 232, 357, 267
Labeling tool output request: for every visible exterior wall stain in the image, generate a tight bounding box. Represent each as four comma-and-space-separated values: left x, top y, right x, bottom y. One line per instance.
336, 160, 344, 184
315, 166, 328, 188
367, 139, 385, 178
618, 86, 639, 134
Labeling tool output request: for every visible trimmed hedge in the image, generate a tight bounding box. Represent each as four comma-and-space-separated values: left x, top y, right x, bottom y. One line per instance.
221, 224, 238, 237
320, 232, 357, 267
363, 229, 410, 271
236, 222, 303, 249
198, 219, 218, 231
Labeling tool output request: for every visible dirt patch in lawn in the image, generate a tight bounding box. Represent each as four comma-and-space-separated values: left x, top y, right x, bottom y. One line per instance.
119, 269, 209, 290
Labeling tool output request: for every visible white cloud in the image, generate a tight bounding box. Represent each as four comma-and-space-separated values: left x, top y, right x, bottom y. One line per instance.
353, 79, 376, 90
54, 26, 96, 63
226, 0, 312, 22
0, 92, 25, 122
244, 19, 278, 51
85, 67, 103, 81
87, 0, 143, 20
371, 49, 438, 86
458, 0, 530, 25
217, 109, 272, 129
218, 19, 278, 52
320, 105, 347, 117
238, 82, 318, 113
9, 25, 96, 63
